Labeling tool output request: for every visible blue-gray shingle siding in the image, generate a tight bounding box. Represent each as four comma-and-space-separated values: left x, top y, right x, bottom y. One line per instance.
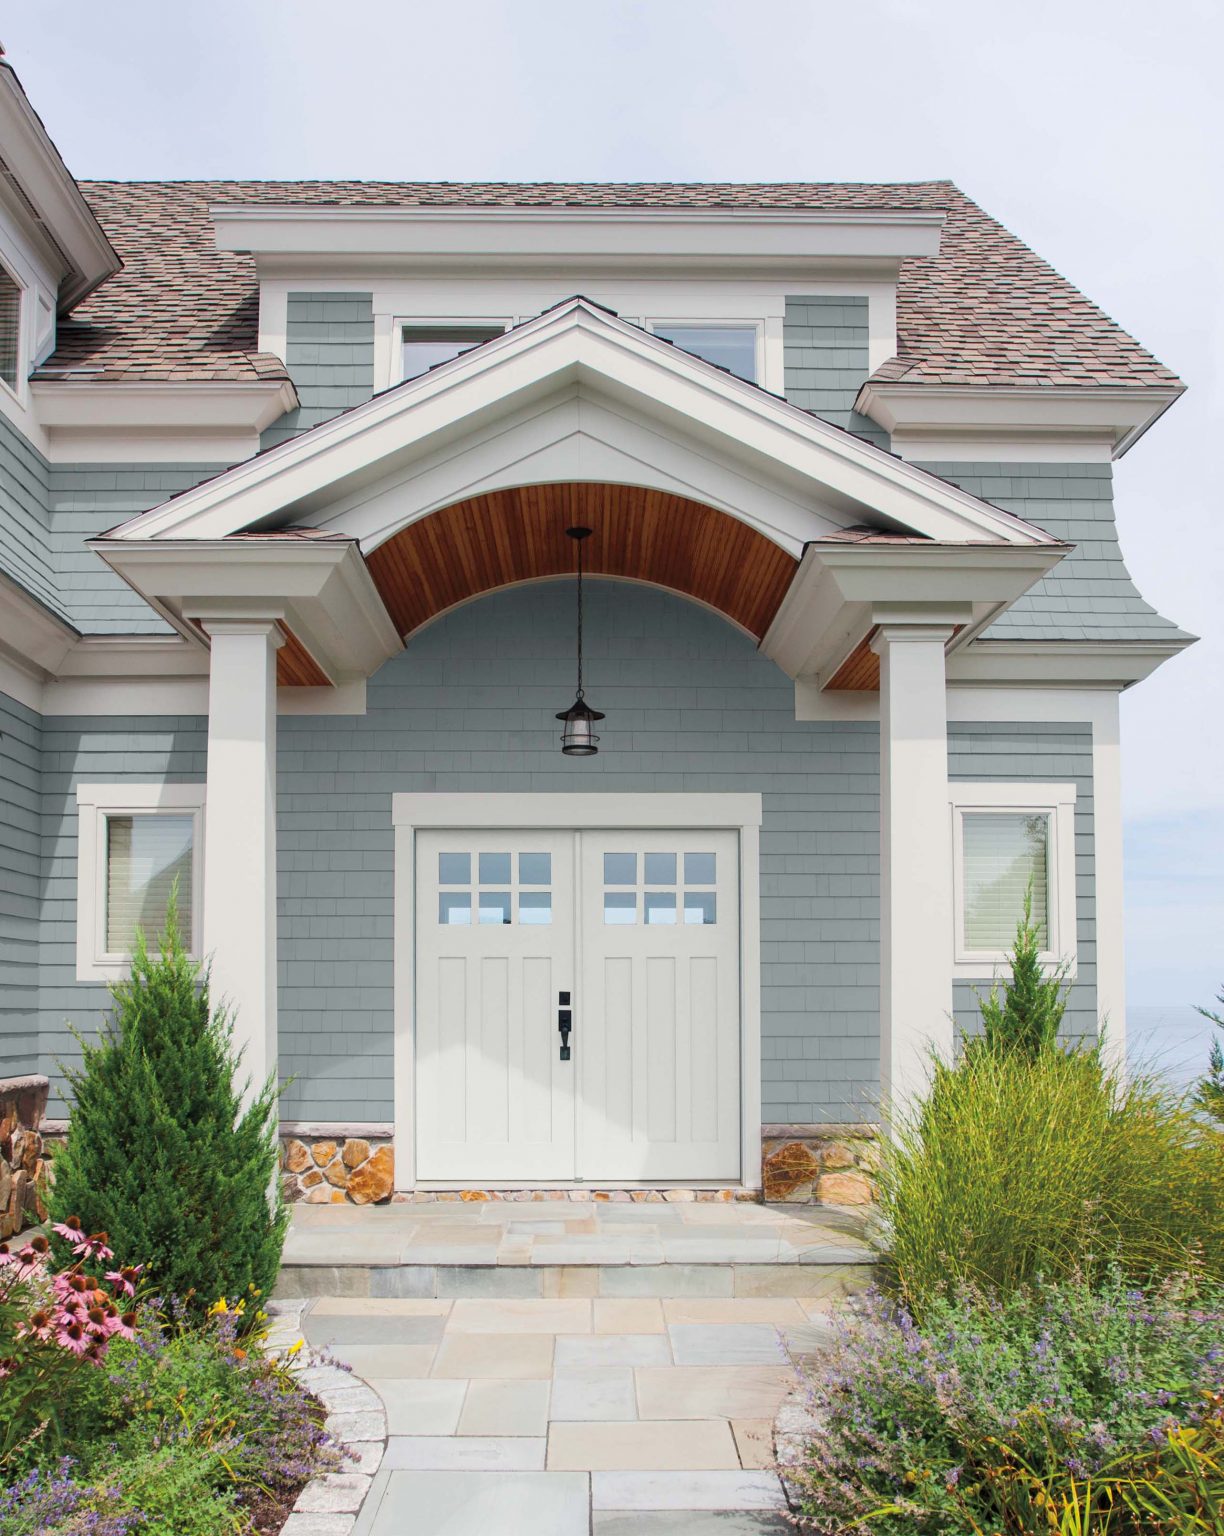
0, 410, 58, 619
948, 720, 1097, 1044
917, 462, 1190, 644
261, 292, 375, 448
0, 692, 42, 1077
782, 296, 888, 446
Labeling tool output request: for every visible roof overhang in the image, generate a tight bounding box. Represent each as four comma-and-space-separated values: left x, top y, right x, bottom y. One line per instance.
86, 536, 403, 685
945, 636, 1196, 690
105, 298, 1053, 552
0, 62, 120, 311
211, 204, 944, 277
30, 377, 299, 461
761, 540, 1070, 685
856, 380, 1184, 460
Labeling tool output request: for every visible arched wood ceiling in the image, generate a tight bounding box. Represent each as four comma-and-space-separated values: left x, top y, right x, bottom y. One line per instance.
363, 483, 800, 640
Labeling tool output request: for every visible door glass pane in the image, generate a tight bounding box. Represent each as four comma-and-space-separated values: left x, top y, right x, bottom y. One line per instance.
106, 815, 194, 952
478, 890, 512, 925
479, 851, 511, 884
518, 891, 552, 925
962, 812, 1050, 950
603, 852, 637, 885
604, 891, 636, 924
439, 891, 471, 925
644, 890, 677, 925
684, 852, 717, 884
439, 851, 470, 884
644, 852, 676, 884
518, 851, 551, 885
684, 891, 717, 925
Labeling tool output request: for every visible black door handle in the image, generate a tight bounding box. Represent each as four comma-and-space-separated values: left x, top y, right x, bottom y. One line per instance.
558, 997, 573, 1061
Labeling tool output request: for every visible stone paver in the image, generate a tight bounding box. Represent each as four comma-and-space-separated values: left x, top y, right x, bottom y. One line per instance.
294, 1200, 850, 1532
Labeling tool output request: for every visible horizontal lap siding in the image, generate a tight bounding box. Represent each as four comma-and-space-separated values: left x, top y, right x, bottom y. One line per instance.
36, 716, 207, 1115
948, 721, 1097, 1044
783, 296, 888, 446
0, 693, 43, 1075
278, 580, 881, 1125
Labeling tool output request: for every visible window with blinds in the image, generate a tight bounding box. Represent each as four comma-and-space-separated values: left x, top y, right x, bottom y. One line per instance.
105, 814, 195, 952
961, 811, 1049, 951
0, 265, 20, 390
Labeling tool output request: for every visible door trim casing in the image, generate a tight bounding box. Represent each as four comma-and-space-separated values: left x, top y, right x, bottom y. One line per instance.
391, 792, 764, 1193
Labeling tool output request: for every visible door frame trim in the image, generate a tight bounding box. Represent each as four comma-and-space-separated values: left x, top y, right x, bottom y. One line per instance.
391, 792, 764, 1193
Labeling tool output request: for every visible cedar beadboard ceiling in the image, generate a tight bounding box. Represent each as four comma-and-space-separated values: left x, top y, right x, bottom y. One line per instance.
364, 483, 800, 641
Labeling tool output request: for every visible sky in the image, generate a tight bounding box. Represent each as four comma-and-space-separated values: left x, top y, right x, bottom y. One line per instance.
3, 0, 1221, 1033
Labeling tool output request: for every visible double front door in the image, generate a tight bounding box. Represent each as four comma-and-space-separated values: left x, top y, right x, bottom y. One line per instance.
414, 827, 741, 1183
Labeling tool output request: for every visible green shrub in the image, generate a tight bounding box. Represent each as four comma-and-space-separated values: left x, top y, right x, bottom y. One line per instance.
50, 901, 286, 1326
880, 1045, 1224, 1314
1197, 985, 1224, 1127
790, 1269, 1224, 1536
974, 890, 1069, 1060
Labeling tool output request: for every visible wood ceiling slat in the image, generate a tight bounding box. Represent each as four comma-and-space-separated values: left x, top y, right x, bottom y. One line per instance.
826, 633, 881, 691
276, 624, 330, 688
364, 483, 799, 641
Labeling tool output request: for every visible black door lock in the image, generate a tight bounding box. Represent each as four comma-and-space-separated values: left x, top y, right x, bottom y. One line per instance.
558, 999, 573, 1061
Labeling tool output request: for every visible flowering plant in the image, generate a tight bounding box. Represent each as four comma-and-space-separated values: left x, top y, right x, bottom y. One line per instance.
0, 1217, 143, 1463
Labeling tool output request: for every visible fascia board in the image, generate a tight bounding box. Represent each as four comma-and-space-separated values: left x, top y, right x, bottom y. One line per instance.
0, 65, 121, 308
211, 205, 944, 263
857, 380, 1184, 458
816, 543, 1069, 605
32, 378, 299, 433
106, 301, 1050, 550
946, 638, 1196, 688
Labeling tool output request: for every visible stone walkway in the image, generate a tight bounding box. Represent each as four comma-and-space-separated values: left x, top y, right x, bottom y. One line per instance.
298, 1291, 833, 1534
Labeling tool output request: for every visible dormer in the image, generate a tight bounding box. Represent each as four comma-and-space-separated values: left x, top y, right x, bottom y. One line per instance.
0, 56, 119, 436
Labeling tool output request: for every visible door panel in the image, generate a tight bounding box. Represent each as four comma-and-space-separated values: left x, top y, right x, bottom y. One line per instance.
415, 830, 575, 1181
578, 829, 741, 1181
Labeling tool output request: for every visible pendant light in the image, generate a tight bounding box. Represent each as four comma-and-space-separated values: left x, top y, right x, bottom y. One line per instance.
556, 526, 604, 756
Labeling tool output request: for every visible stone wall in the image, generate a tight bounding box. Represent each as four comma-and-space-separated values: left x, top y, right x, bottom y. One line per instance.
280, 1134, 395, 1205
0, 1075, 52, 1237
761, 1124, 879, 1206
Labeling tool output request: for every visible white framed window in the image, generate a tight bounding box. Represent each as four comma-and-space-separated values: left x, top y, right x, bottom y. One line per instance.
949, 782, 1077, 978
400, 321, 508, 381
0, 259, 23, 397
647, 321, 761, 383
75, 784, 206, 981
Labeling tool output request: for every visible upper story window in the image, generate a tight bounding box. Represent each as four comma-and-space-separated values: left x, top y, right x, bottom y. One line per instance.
0, 263, 22, 393
402, 324, 506, 381
650, 323, 758, 383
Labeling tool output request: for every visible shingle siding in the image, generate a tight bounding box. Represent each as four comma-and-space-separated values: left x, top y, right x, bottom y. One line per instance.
261, 293, 375, 448
783, 296, 888, 445
918, 461, 1190, 644
948, 721, 1097, 1044
278, 580, 881, 1125
48, 463, 228, 633
0, 411, 59, 619
0, 692, 43, 1077
35, 714, 208, 1114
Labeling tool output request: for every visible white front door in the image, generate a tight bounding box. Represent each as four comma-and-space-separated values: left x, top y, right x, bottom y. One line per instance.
414, 826, 742, 1184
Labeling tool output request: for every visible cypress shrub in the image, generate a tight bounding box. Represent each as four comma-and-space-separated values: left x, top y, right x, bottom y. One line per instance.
50, 900, 286, 1322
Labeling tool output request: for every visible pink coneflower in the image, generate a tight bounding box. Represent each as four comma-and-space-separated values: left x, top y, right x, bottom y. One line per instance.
56, 1320, 88, 1356
106, 1265, 142, 1297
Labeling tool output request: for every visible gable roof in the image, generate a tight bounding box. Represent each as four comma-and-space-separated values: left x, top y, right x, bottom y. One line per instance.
37, 180, 1180, 391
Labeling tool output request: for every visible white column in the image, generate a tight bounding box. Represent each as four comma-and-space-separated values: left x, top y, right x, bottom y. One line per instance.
871, 622, 955, 1116
200, 619, 282, 1096
1091, 692, 1127, 1075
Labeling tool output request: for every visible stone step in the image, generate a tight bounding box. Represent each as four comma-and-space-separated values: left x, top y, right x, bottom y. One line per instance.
274, 1254, 875, 1301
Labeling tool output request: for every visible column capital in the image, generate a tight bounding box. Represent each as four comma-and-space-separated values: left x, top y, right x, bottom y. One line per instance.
198, 616, 286, 647
870, 622, 955, 653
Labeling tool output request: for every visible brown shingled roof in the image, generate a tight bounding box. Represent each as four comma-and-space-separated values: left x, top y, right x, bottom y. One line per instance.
37, 180, 1179, 390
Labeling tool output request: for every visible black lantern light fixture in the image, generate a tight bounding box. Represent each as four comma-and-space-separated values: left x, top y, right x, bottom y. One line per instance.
556, 526, 604, 756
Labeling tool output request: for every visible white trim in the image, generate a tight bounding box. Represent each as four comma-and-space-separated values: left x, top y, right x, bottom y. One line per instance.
949, 781, 1078, 979
390, 792, 763, 1193
74, 782, 205, 981
894, 434, 1117, 464
857, 380, 1183, 461
104, 299, 1054, 551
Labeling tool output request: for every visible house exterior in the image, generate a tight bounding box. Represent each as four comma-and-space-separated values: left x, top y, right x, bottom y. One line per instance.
0, 57, 1193, 1205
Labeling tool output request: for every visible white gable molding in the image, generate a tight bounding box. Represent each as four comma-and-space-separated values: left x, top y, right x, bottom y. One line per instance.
106, 300, 1056, 551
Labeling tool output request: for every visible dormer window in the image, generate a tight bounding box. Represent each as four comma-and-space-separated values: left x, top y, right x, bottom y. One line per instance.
650, 323, 759, 384
0, 263, 22, 392
402, 323, 506, 381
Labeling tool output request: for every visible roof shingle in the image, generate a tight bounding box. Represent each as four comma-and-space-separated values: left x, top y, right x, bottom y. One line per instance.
37, 180, 1179, 390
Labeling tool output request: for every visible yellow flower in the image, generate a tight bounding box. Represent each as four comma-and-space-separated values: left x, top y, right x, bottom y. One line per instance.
207, 1298, 229, 1317
286, 1338, 304, 1357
